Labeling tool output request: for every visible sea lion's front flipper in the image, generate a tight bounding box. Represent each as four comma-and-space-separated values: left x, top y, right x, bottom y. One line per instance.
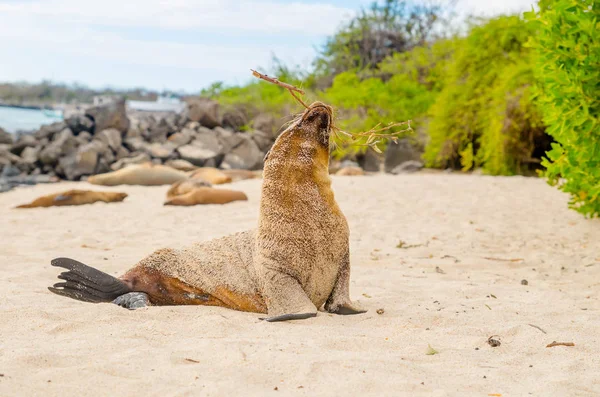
324, 251, 367, 315
260, 268, 317, 322
48, 257, 132, 303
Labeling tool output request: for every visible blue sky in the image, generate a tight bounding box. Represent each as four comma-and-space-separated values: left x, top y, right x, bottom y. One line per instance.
0, 0, 536, 92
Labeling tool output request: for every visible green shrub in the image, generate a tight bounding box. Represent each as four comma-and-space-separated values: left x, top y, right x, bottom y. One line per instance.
526, 0, 600, 217
423, 16, 548, 174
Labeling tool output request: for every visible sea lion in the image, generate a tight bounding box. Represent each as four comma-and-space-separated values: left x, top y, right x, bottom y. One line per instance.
16, 190, 127, 209
187, 167, 232, 185
164, 180, 247, 206
48, 101, 366, 322
166, 179, 212, 200
88, 163, 188, 186
221, 169, 261, 182
335, 166, 366, 176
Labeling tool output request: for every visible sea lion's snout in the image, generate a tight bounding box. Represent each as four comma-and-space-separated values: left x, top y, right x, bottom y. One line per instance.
303, 103, 332, 132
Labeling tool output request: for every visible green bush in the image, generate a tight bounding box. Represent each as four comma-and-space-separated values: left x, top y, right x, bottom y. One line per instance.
526, 0, 600, 217
423, 16, 548, 175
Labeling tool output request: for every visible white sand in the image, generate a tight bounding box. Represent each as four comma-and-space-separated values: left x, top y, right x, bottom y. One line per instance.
0, 173, 598, 396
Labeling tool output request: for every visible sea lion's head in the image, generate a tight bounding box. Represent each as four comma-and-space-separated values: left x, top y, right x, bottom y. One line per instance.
295, 101, 334, 147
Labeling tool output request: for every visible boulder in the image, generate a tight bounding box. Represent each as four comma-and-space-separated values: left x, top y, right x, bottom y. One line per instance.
390, 160, 423, 174
65, 114, 94, 135
177, 144, 218, 167
59, 146, 99, 180
0, 146, 21, 167
250, 129, 273, 152
80, 140, 114, 166
186, 97, 221, 128
252, 113, 278, 137
213, 127, 244, 153
123, 137, 147, 152
96, 128, 122, 151
184, 121, 201, 131
115, 146, 130, 160
39, 128, 78, 166
222, 108, 248, 131
167, 128, 193, 148
75, 131, 93, 146
110, 152, 151, 171
194, 128, 223, 154
20, 146, 40, 164
384, 138, 422, 173
148, 142, 176, 160
10, 134, 38, 156
35, 121, 67, 140
0, 127, 12, 144
221, 135, 263, 170
85, 97, 130, 133
357, 148, 382, 172
144, 117, 171, 143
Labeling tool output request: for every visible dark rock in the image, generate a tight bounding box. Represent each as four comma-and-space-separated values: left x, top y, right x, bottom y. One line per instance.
9, 135, 38, 156
186, 98, 221, 128
390, 160, 423, 174
252, 114, 278, 137
39, 128, 78, 166
81, 140, 114, 166
75, 131, 93, 146
357, 148, 382, 172
0, 127, 12, 144
384, 138, 422, 173
167, 129, 193, 147
20, 146, 40, 164
123, 137, 147, 152
250, 130, 274, 152
221, 135, 263, 170
1, 163, 21, 178
59, 147, 99, 180
115, 146, 130, 160
96, 128, 122, 151
148, 142, 175, 160
85, 97, 130, 133
110, 152, 151, 171
34, 121, 67, 140
177, 144, 218, 167
65, 114, 94, 135
222, 108, 248, 131
144, 117, 172, 143
213, 127, 244, 153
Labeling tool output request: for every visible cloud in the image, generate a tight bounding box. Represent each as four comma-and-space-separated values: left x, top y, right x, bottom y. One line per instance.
0, 0, 355, 36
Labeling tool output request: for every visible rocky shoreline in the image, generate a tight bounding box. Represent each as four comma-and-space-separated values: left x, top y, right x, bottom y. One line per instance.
0, 97, 422, 192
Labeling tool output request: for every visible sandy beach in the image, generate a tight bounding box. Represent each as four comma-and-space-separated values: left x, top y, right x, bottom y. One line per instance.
0, 173, 598, 396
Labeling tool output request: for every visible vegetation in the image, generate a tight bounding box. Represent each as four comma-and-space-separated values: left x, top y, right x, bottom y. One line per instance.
526, 0, 600, 217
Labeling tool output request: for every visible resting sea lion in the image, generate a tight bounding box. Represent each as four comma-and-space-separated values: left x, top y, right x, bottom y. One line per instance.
16, 190, 127, 209
48, 101, 366, 321
88, 163, 188, 186
335, 166, 366, 176
187, 167, 232, 185
221, 169, 261, 182
165, 180, 247, 206
164, 187, 248, 206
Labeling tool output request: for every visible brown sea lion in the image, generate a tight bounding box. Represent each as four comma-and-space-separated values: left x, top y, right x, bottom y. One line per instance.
88, 163, 188, 186
16, 190, 127, 209
48, 101, 366, 321
188, 167, 232, 185
166, 179, 212, 200
335, 166, 366, 176
221, 169, 261, 182
164, 179, 247, 206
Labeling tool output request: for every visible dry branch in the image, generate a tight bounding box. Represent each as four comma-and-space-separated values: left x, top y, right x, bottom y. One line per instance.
250, 70, 413, 153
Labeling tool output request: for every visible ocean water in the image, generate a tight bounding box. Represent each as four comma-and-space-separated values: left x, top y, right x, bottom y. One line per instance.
0, 107, 63, 133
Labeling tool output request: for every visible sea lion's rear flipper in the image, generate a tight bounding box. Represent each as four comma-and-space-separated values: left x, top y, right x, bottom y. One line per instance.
260, 269, 317, 322
48, 257, 132, 303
